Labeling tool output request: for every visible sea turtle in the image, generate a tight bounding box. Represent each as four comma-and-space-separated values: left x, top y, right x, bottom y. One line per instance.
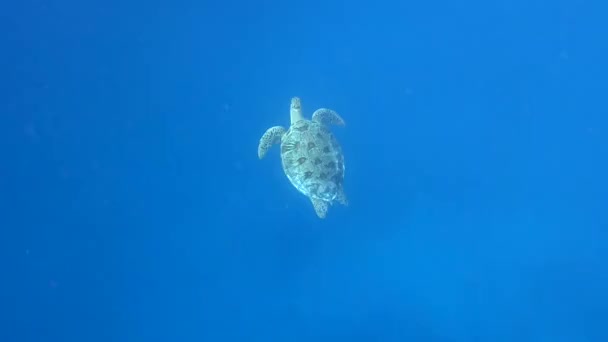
258, 97, 348, 218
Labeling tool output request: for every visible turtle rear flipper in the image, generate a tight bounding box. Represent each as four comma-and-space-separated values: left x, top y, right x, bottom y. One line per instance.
310, 197, 329, 218
258, 126, 286, 159
336, 188, 348, 206
312, 108, 345, 126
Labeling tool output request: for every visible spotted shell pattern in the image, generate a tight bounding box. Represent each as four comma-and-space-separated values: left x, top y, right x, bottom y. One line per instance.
280, 119, 345, 201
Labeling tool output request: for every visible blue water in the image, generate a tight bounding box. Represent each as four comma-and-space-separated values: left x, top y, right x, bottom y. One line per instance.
2, 0, 607, 341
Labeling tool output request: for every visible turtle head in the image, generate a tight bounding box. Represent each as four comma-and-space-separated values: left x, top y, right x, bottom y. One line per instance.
314, 181, 338, 202
290, 96, 304, 124
290, 97, 301, 110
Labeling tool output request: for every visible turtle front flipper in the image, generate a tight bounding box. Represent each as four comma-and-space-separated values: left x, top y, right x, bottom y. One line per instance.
312, 108, 345, 126
258, 126, 286, 159
310, 197, 329, 218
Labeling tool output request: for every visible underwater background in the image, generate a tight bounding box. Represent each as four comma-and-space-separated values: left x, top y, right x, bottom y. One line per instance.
2, 0, 607, 341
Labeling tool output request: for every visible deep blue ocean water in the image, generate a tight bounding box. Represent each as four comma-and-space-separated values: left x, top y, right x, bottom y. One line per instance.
2, 0, 607, 341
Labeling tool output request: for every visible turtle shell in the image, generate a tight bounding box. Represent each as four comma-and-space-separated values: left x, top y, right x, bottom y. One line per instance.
280, 119, 345, 201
